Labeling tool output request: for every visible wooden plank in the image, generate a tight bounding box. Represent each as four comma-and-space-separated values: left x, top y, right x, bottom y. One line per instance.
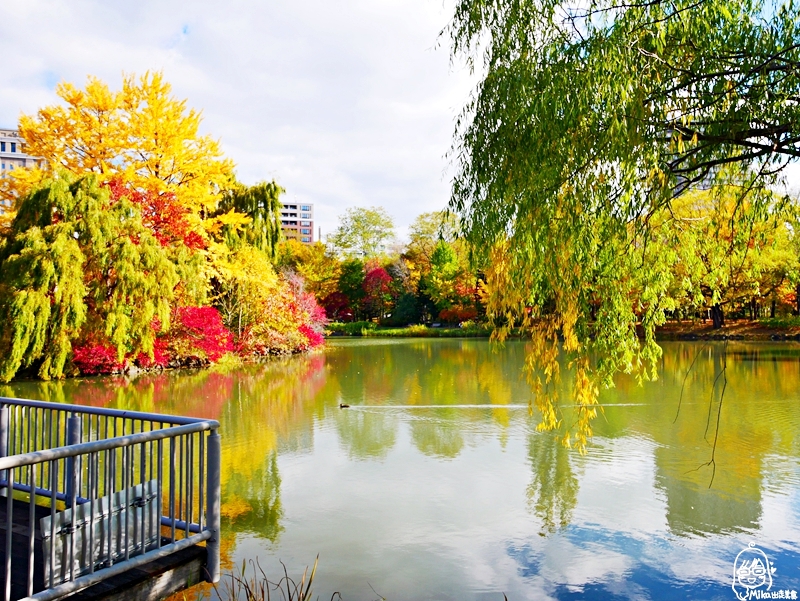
63, 546, 207, 601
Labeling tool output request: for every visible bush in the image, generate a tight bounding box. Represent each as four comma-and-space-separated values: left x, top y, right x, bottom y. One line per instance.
135, 338, 170, 369
168, 306, 234, 364
325, 321, 378, 336
439, 306, 478, 324
72, 343, 126, 375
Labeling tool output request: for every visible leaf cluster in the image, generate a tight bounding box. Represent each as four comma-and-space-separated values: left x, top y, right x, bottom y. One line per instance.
446, 0, 800, 450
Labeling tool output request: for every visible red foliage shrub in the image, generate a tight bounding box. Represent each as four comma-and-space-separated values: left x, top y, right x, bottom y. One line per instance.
170, 306, 234, 362
363, 267, 392, 317
135, 338, 170, 368
363, 267, 392, 293
72, 343, 125, 375
299, 324, 324, 348
322, 292, 353, 320
438, 306, 478, 323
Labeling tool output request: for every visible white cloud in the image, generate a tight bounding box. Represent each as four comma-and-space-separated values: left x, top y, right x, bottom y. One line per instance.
0, 0, 475, 240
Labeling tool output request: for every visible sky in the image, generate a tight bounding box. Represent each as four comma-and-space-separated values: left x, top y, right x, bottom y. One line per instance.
0, 0, 475, 242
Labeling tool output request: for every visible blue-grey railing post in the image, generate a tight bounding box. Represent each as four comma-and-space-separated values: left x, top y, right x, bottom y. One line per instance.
205, 428, 221, 583
66, 414, 82, 503
0, 406, 8, 498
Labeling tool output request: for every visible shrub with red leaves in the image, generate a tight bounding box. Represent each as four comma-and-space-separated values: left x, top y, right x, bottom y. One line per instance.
439, 306, 478, 324
169, 306, 234, 363
321, 291, 352, 320
362, 266, 393, 318
72, 343, 126, 375
135, 338, 171, 368
299, 324, 325, 348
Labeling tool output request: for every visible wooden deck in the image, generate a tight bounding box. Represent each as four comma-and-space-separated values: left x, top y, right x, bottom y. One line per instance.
0, 499, 207, 601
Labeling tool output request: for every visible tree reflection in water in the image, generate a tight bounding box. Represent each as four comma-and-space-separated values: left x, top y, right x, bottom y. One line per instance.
526, 433, 579, 535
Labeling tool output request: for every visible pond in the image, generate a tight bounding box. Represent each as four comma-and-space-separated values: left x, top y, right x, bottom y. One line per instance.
2, 339, 800, 600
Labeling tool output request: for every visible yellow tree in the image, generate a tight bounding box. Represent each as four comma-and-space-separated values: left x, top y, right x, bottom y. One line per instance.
276, 240, 341, 301
661, 186, 796, 325
4, 72, 234, 239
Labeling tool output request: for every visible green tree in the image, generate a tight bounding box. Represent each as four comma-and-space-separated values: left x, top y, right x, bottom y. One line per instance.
337, 259, 366, 319
664, 186, 797, 327
217, 180, 284, 260
447, 0, 800, 449
423, 240, 460, 310
329, 206, 395, 258
0, 174, 177, 381
406, 211, 459, 264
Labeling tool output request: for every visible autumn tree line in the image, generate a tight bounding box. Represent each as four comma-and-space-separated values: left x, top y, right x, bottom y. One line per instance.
294, 186, 800, 334
289, 206, 482, 326
0, 73, 327, 382
3, 71, 800, 386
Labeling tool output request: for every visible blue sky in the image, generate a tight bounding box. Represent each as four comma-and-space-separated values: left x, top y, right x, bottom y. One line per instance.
0, 0, 475, 241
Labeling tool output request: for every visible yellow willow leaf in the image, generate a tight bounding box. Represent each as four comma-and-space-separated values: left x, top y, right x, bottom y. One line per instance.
216, 209, 252, 228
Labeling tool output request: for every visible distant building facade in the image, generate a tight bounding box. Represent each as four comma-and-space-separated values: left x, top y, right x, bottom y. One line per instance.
0, 129, 38, 174
280, 202, 314, 244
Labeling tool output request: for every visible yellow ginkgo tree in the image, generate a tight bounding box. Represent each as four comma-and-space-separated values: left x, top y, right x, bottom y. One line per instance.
4, 72, 234, 242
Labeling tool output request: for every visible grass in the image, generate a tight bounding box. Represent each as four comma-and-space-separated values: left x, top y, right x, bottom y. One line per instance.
214, 556, 341, 601
325, 322, 493, 338
209, 556, 511, 601
755, 316, 800, 329
325, 321, 379, 336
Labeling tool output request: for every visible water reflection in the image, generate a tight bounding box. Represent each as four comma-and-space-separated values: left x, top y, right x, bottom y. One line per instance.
2, 340, 799, 600
335, 409, 398, 459
527, 433, 579, 535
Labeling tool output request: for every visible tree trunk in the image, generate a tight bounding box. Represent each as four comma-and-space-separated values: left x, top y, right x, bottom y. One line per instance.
796, 283, 800, 315
771, 299, 776, 319
710, 304, 724, 329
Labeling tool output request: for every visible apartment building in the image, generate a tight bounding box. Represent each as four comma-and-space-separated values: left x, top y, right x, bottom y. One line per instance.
0, 129, 38, 174
280, 202, 314, 244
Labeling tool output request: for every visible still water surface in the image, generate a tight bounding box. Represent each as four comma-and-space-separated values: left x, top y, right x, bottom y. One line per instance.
3, 339, 800, 600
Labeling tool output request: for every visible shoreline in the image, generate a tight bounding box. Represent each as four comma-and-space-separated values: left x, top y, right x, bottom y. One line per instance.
326, 319, 800, 342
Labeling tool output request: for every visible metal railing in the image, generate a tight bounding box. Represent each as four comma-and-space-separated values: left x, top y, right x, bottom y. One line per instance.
0, 397, 221, 601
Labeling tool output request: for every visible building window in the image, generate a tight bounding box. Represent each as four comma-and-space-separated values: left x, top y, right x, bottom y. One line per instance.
301, 237, 310, 242
301, 221, 310, 226
10, 143, 15, 153
301, 213, 310, 219
301, 205, 311, 211
0, 142, 4, 152
301, 229, 310, 234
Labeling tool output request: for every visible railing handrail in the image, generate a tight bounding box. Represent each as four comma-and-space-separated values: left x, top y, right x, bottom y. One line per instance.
0, 420, 218, 470
0, 397, 211, 426
0, 396, 223, 597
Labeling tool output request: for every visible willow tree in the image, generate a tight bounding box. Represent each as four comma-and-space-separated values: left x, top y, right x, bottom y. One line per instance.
0, 175, 177, 382
217, 180, 285, 260
447, 0, 800, 449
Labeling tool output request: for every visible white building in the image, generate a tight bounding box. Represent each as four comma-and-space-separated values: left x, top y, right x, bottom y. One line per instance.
0, 129, 38, 174
280, 202, 314, 244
